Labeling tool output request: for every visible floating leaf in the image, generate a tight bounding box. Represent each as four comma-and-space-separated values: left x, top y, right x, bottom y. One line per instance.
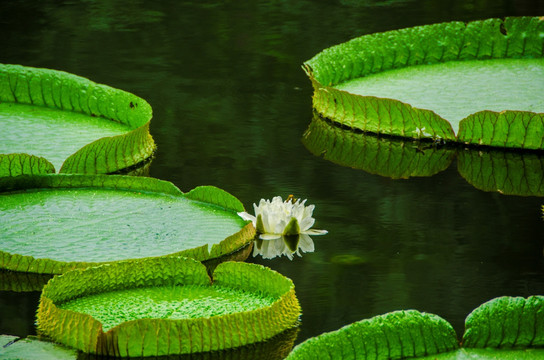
0, 153, 55, 177
304, 17, 544, 150
37, 257, 301, 357
0, 335, 77, 360
0, 174, 255, 274
0, 64, 155, 173
303, 116, 455, 179
287, 296, 544, 359
463, 295, 544, 348
286, 310, 458, 359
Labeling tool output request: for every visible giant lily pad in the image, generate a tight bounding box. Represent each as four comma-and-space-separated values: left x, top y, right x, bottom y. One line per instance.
0, 335, 77, 360
286, 296, 544, 359
304, 17, 544, 150
303, 116, 544, 196
36, 257, 301, 357
0, 64, 156, 173
0, 174, 255, 274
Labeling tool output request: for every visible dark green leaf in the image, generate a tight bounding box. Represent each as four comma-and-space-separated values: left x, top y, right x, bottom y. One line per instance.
302, 116, 455, 179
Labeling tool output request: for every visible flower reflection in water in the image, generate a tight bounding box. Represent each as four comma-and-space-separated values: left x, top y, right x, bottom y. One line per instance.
253, 234, 315, 260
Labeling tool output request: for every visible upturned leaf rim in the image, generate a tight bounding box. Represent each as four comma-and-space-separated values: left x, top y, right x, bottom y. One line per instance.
36, 257, 301, 357
0, 63, 156, 174
304, 17, 544, 150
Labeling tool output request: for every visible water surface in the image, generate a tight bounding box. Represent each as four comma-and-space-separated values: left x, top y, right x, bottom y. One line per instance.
0, 0, 543, 351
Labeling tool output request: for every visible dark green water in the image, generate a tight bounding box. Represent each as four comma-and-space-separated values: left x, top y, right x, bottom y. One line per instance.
1, 0, 543, 355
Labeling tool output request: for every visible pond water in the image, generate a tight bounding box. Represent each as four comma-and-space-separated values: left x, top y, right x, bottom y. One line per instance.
1, 0, 543, 356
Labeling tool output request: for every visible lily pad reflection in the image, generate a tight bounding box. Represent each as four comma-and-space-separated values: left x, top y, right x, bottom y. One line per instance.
303, 116, 455, 179
304, 116, 544, 197
0, 270, 52, 292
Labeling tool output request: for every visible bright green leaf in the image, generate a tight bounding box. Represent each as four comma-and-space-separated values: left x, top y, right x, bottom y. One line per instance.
304, 17, 544, 150
286, 310, 458, 359
0, 174, 255, 274
37, 257, 301, 357
463, 295, 544, 348
0, 153, 55, 177
0, 64, 155, 173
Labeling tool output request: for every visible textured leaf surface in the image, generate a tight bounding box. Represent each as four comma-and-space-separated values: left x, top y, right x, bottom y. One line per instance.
305, 17, 544, 149
286, 310, 458, 359
0, 174, 254, 274
457, 110, 544, 151
336, 58, 544, 134
463, 295, 544, 348
457, 148, 544, 196
303, 116, 455, 179
0, 64, 155, 173
0, 335, 77, 360
0, 153, 55, 177
37, 257, 301, 357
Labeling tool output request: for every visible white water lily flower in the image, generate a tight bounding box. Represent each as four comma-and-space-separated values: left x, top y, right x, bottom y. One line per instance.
238, 196, 328, 240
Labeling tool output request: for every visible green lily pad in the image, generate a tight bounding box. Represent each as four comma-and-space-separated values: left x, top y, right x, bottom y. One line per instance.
304, 17, 544, 150
0, 174, 255, 274
286, 296, 544, 359
303, 115, 455, 179
0, 153, 55, 177
286, 310, 458, 359
0, 64, 156, 173
37, 257, 301, 357
463, 296, 544, 348
0, 335, 78, 360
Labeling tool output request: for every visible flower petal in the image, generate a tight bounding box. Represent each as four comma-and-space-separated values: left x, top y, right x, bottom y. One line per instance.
299, 216, 315, 232
298, 234, 315, 252
237, 212, 256, 223
304, 229, 328, 236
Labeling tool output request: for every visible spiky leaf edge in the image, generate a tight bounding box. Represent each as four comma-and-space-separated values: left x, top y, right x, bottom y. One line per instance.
37, 257, 300, 357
